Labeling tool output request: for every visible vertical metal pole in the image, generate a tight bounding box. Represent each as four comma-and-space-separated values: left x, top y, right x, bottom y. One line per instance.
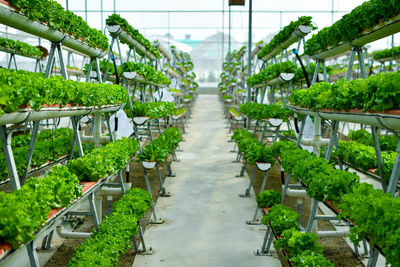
247, 0, 253, 102
22, 121, 40, 184
0, 126, 20, 190
371, 126, 386, 191
228, 5, 231, 64
222, 0, 225, 64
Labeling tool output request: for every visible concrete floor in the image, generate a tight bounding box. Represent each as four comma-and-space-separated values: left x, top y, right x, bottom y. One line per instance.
133, 95, 281, 267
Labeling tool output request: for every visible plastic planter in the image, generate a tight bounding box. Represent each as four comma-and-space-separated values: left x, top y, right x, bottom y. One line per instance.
142, 161, 157, 169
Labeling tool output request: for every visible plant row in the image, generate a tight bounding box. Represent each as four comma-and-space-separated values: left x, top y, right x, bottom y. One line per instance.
238, 102, 293, 122
373, 45, 400, 60
0, 137, 139, 249
334, 140, 396, 182
106, 14, 161, 58
348, 129, 397, 151
127, 101, 177, 119
68, 188, 151, 266
0, 128, 73, 181
67, 137, 139, 181
122, 61, 171, 85
0, 165, 82, 248
138, 127, 182, 162
260, 203, 333, 266
290, 72, 400, 112
246, 62, 299, 87
0, 36, 43, 57
304, 0, 400, 56
257, 16, 316, 60
8, 0, 109, 50
273, 141, 400, 266
0, 69, 128, 115
231, 129, 276, 165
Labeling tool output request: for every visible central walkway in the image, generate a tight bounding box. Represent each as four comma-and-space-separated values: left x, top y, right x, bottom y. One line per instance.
133, 95, 281, 267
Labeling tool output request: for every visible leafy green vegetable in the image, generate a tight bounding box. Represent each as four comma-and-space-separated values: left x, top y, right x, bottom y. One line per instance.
291, 250, 334, 267
239, 102, 293, 121
348, 129, 397, 151
67, 138, 139, 181
262, 204, 299, 234
137, 128, 182, 162
256, 190, 281, 208
274, 228, 322, 259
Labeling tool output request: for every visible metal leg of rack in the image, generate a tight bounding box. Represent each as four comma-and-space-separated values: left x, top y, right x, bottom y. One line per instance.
165, 157, 176, 177
325, 120, 338, 161
345, 48, 357, 80
0, 126, 20, 190
26, 241, 40, 267
371, 126, 387, 191
387, 133, 400, 196
142, 166, 163, 224
281, 174, 291, 204
254, 226, 273, 256
156, 164, 170, 196
247, 169, 270, 225
136, 224, 153, 255
237, 159, 247, 177
366, 247, 379, 267
240, 165, 257, 197
296, 117, 306, 148
305, 198, 319, 233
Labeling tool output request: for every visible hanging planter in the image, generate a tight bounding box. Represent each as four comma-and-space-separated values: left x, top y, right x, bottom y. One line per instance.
133, 116, 148, 125
256, 162, 271, 172
142, 161, 157, 169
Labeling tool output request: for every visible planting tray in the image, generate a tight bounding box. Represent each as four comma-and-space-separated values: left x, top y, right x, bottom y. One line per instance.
260, 25, 313, 62
312, 14, 400, 60
0, 2, 106, 58
142, 161, 157, 169
252, 73, 295, 88
123, 72, 168, 87
107, 25, 156, 61
0, 45, 45, 60
0, 105, 122, 125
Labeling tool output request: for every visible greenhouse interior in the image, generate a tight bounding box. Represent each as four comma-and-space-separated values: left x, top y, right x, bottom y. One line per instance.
0, 0, 399, 266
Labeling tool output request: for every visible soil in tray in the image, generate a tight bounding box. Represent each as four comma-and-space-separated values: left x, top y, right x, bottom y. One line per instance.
247, 161, 362, 267
43, 158, 169, 267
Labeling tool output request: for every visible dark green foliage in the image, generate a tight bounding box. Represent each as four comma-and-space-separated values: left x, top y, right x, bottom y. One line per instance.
247, 62, 298, 87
